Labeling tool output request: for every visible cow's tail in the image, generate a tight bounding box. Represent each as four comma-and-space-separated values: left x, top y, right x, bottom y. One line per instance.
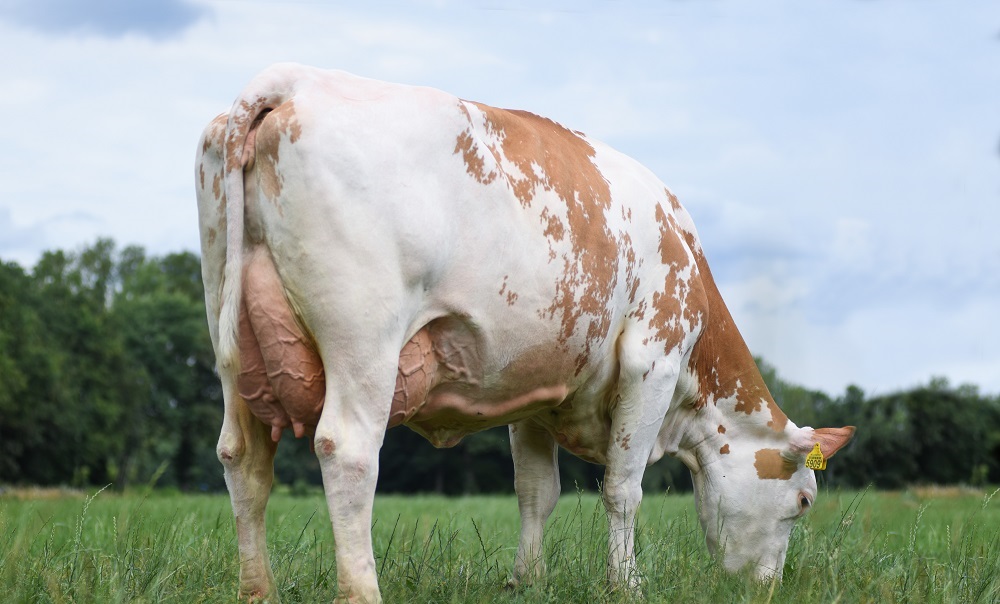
217, 63, 311, 370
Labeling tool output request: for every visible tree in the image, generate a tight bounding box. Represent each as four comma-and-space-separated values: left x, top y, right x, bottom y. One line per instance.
375, 426, 514, 494
4, 241, 137, 486
0, 260, 49, 480
114, 249, 223, 490
0, 241, 224, 490
2, 240, 999, 493
904, 378, 996, 485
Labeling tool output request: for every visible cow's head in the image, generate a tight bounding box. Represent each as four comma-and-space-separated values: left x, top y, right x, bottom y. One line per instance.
687, 423, 854, 580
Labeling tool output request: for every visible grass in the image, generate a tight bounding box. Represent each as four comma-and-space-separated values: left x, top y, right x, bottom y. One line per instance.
1, 485, 998, 603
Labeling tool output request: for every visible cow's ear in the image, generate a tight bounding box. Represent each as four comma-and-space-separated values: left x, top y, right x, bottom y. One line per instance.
812, 426, 855, 459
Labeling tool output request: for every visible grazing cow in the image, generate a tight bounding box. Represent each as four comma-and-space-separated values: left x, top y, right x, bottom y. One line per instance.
195, 63, 855, 603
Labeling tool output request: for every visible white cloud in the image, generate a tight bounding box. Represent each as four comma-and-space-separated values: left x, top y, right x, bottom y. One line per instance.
829, 218, 873, 270
0, 0, 997, 396
732, 288, 1000, 397
0, 0, 208, 39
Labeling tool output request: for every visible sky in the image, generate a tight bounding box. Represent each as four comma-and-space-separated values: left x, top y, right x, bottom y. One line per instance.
1, 0, 997, 398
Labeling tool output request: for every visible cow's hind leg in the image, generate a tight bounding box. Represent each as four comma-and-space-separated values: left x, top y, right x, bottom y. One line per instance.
217, 374, 280, 602
313, 353, 398, 604
508, 419, 560, 588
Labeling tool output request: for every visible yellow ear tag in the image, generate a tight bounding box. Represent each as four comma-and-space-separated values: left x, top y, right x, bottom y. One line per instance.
804, 443, 827, 470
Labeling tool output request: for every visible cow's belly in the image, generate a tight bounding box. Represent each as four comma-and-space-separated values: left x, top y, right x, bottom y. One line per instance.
237, 248, 587, 445
390, 316, 576, 448
529, 356, 619, 465
391, 313, 621, 457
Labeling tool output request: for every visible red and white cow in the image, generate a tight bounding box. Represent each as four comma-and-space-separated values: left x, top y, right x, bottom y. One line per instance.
195, 63, 854, 603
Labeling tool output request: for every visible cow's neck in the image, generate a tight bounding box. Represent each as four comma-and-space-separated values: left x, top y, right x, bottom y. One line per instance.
688, 253, 788, 435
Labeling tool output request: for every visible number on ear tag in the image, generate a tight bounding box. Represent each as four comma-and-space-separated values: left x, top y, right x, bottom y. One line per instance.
804, 443, 827, 470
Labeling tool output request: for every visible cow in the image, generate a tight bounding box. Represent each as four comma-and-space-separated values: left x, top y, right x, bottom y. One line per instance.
195, 63, 855, 603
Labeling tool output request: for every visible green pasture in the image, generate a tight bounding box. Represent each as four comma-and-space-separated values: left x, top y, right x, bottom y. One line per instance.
1, 486, 998, 603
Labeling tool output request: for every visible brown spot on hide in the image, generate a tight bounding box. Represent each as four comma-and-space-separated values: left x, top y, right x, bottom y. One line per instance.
198, 114, 227, 207
633, 298, 647, 321
614, 427, 632, 450
641, 359, 657, 382
719, 444, 730, 455
539, 206, 566, 242
316, 436, 336, 458
754, 448, 797, 480
454, 130, 497, 185
654, 205, 680, 266
664, 188, 683, 212
498, 276, 520, 306
645, 203, 704, 356
226, 97, 268, 172
459, 103, 618, 373
718, 424, 726, 434
622, 233, 640, 304
203, 113, 227, 155
207, 227, 217, 247
255, 101, 303, 202
215, 194, 227, 236
686, 245, 788, 432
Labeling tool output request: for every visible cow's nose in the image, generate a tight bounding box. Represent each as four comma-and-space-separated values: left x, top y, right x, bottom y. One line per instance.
752, 549, 786, 582
754, 563, 781, 582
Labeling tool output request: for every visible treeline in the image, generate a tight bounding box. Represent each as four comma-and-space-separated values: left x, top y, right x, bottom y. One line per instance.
1, 240, 998, 493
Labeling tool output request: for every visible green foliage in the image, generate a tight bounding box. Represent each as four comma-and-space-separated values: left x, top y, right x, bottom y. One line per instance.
378, 425, 514, 494
757, 358, 1000, 491
0, 240, 223, 491
113, 248, 223, 490
1, 239, 999, 494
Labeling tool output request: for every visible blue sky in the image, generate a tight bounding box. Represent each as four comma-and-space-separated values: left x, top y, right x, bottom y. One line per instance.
1, 0, 997, 397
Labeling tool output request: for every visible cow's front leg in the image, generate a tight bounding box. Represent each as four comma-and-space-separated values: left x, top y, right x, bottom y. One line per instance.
508, 419, 560, 588
217, 378, 280, 602
602, 460, 645, 590
314, 371, 394, 604
602, 325, 683, 591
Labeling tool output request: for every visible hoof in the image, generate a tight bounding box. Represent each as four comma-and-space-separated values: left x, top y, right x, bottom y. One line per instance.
240, 587, 280, 604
